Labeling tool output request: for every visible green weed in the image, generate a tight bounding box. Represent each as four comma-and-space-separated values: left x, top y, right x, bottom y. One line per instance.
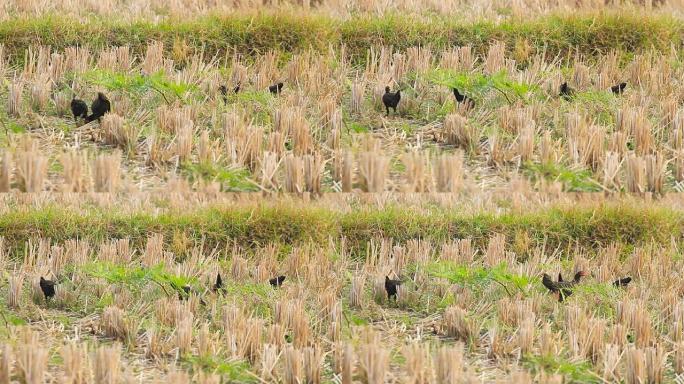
428, 69, 538, 104
80, 69, 196, 102
426, 261, 534, 296
82, 261, 197, 298
180, 163, 260, 192
524, 355, 601, 383
524, 162, 603, 192
184, 355, 257, 382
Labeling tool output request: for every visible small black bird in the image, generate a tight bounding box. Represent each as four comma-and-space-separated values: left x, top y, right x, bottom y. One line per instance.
541, 273, 557, 290
219, 85, 229, 103
213, 272, 224, 293
452, 88, 473, 108
268, 82, 284, 95
541, 271, 588, 302
39, 277, 56, 301
610, 82, 627, 95
178, 285, 206, 305
559, 82, 574, 100
384, 276, 402, 301
180, 285, 191, 299
613, 277, 632, 287
269, 275, 286, 287
571, 271, 588, 284
85, 92, 111, 122
382, 86, 401, 116
70, 97, 88, 121
233, 83, 241, 94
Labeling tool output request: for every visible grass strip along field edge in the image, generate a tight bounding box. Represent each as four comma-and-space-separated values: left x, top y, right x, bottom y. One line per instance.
0, 201, 680, 256
0, 12, 680, 62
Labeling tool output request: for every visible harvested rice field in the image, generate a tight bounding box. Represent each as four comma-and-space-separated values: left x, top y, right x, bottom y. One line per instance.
3, 1, 684, 383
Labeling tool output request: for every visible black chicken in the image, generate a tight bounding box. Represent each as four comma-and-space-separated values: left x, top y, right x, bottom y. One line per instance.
269, 275, 286, 287
218, 84, 240, 103
219, 85, 229, 104
559, 82, 574, 100
70, 98, 88, 121
452, 88, 474, 108
177, 284, 206, 305
384, 276, 402, 301
85, 92, 111, 122
382, 86, 401, 116
39, 277, 56, 301
180, 285, 191, 300
613, 277, 632, 287
542, 271, 588, 302
610, 82, 627, 95
213, 272, 225, 293
268, 82, 284, 95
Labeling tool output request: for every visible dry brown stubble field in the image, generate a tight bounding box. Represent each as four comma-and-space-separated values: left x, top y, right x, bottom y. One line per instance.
3, 1, 684, 383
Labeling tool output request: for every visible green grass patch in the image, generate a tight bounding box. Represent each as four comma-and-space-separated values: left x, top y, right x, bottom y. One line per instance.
523, 355, 601, 383
181, 163, 260, 192
0, 12, 680, 64
183, 355, 257, 382
0, 201, 680, 258
524, 162, 603, 192
426, 261, 533, 296
81, 261, 201, 300
348, 122, 370, 133
429, 69, 539, 105
81, 69, 195, 102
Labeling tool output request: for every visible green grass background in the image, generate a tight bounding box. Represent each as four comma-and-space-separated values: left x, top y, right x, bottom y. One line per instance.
0, 12, 679, 63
